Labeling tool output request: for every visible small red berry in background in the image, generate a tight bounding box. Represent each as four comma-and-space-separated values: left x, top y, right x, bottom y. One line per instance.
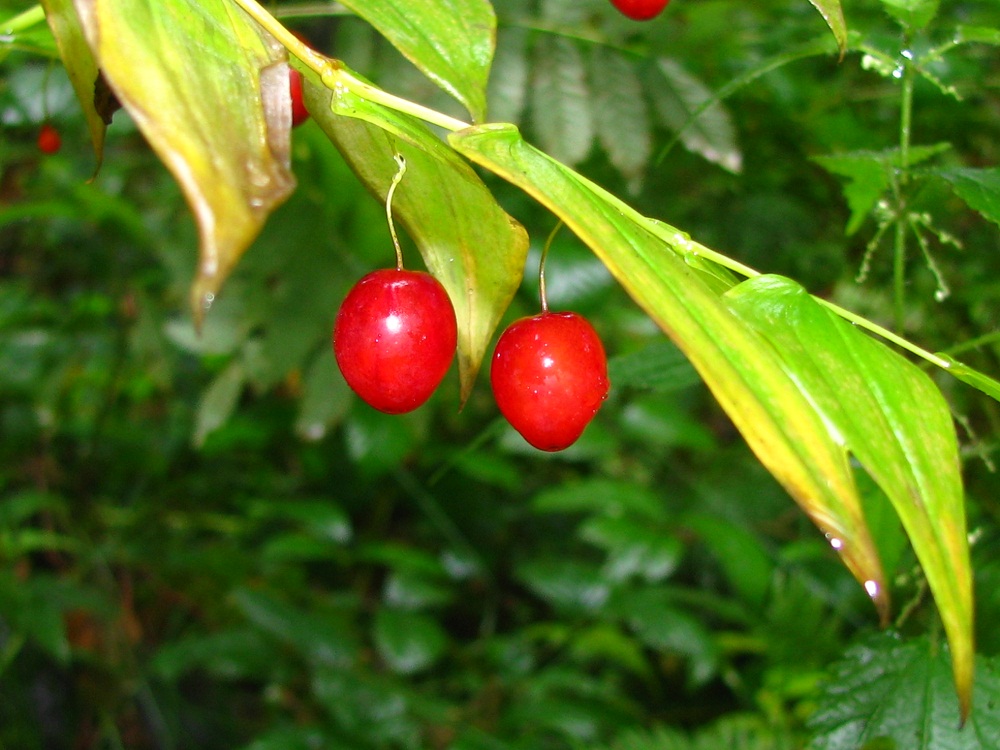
289, 67, 309, 127
333, 269, 457, 414
491, 311, 610, 451
37, 123, 61, 154
610, 0, 670, 21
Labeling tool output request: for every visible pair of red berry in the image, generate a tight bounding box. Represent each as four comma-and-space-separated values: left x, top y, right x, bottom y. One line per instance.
333, 269, 609, 452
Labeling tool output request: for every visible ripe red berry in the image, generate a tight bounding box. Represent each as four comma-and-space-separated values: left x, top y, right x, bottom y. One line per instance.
491, 311, 609, 451
37, 123, 61, 154
610, 0, 670, 21
333, 269, 457, 414
289, 67, 309, 127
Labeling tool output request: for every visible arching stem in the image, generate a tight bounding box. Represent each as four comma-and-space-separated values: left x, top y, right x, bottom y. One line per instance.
386, 153, 407, 270
539, 221, 563, 313
231, 0, 470, 133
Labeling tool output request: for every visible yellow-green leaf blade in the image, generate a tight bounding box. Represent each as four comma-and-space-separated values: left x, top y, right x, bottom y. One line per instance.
807, 0, 848, 57
74, 0, 295, 318
307, 73, 528, 403
937, 354, 1000, 402
726, 275, 973, 719
450, 124, 887, 619
42, 0, 108, 167
337, 0, 495, 123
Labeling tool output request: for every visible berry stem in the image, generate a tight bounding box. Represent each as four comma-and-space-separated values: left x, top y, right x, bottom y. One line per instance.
386, 153, 407, 270
1, 5, 46, 37
229, 0, 471, 133
538, 221, 563, 313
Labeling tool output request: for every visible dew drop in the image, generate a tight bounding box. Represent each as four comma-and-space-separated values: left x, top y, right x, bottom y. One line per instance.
826, 535, 844, 551
934, 289, 949, 302
864, 579, 880, 599
201, 292, 216, 312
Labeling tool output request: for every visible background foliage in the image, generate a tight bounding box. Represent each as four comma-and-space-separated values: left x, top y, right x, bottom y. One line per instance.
2, 0, 1000, 748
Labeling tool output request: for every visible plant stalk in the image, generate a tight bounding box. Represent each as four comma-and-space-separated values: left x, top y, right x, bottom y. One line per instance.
0, 4, 45, 36
230, 0, 470, 132
893, 38, 916, 331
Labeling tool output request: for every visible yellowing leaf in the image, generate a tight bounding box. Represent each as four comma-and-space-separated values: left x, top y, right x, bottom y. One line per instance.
451, 124, 888, 622
726, 275, 974, 719
74, 0, 295, 320
42, 0, 108, 168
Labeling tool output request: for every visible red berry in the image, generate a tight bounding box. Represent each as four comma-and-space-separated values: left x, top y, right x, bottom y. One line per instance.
333, 269, 457, 414
610, 0, 670, 20
289, 67, 309, 127
37, 123, 61, 154
491, 311, 609, 451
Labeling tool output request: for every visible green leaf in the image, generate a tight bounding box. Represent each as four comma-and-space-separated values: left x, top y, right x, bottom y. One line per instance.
937, 354, 1000, 402
880, 0, 940, 30
813, 144, 950, 233
311, 669, 419, 745
241, 726, 329, 750
811, 153, 889, 235
41, 0, 108, 166
193, 361, 245, 448
579, 516, 684, 582
684, 512, 774, 607
619, 394, 717, 451
383, 569, 454, 610
647, 58, 741, 174
294, 349, 351, 442
590, 46, 651, 189
0, 490, 65, 526
151, 628, 273, 681
607, 715, 795, 750
451, 122, 888, 625
807, 0, 848, 57
725, 275, 973, 718
248, 498, 353, 544
515, 558, 611, 613
260, 533, 338, 563
373, 608, 448, 674
934, 167, 1000, 229
343, 406, 422, 477
0, 573, 105, 665
530, 36, 594, 166
955, 25, 1000, 46
336, 0, 495, 122
305, 70, 528, 403
809, 633, 1000, 749
610, 589, 719, 687
486, 26, 529, 123
609, 341, 701, 393
569, 624, 651, 678
74, 0, 295, 320
232, 587, 357, 668
532, 478, 668, 521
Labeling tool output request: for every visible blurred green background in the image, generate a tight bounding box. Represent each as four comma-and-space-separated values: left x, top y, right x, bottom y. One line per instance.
2, 0, 1000, 747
